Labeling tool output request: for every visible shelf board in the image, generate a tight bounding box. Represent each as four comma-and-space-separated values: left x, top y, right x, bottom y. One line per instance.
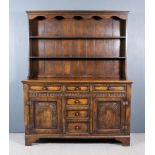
30, 56, 126, 59
29, 36, 126, 39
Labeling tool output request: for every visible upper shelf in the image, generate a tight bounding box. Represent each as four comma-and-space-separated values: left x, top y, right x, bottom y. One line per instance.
29, 36, 126, 39
29, 13, 126, 37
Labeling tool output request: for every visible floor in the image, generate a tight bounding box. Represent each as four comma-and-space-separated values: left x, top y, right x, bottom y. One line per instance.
10, 133, 145, 155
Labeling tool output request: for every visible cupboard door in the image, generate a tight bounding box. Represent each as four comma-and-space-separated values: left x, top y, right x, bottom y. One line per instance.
29, 99, 62, 134
93, 98, 126, 134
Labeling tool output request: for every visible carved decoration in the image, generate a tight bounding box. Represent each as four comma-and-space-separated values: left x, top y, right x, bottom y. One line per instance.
29, 91, 126, 98
28, 14, 127, 20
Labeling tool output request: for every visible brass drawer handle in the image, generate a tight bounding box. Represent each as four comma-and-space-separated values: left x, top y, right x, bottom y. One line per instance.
43, 87, 48, 91
75, 112, 80, 117
75, 125, 81, 130
108, 86, 112, 91
74, 100, 80, 104
75, 87, 81, 91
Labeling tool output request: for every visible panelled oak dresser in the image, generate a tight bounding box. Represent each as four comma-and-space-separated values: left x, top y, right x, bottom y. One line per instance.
22, 11, 132, 146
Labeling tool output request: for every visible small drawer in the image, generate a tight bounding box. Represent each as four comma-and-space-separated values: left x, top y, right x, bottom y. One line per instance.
108, 86, 125, 91
93, 85, 125, 92
93, 86, 108, 91
66, 122, 89, 133
30, 85, 43, 91
30, 85, 61, 91
47, 86, 61, 91
66, 85, 89, 92
66, 110, 89, 118
66, 99, 88, 105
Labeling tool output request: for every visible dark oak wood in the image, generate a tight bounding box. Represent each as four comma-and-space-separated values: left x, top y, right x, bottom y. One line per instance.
29, 57, 126, 60
29, 36, 126, 39
22, 10, 132, 146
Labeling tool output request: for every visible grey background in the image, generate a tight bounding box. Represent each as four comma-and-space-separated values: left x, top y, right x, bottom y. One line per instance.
10, 0, 145, 133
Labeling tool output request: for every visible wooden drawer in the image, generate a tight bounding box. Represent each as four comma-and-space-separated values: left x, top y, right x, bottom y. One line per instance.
66, 85, 89, 92
66, 121, 89, 133
93, 85, 126, 92
66, 98, 88, 105
66, 110, 89, 118
30, 85, 61, 91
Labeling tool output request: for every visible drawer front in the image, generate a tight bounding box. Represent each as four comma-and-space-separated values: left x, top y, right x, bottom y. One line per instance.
93, 85, 126, 92
30, 86, 43, 91
66, 85, 89, 92
47, 86, 61, 91
66, 110, 89, 118
66, 99, 88, 105
66, 122, 89, 133
30, 85, 61, 91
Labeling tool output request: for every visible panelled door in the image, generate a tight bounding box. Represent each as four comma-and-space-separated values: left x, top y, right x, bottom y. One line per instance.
93, 98, 127, 134
28, 98, 62, 134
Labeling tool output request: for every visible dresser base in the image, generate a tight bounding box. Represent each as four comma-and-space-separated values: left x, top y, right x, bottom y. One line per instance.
23, 80, 132, 147
25, 134, 130, 146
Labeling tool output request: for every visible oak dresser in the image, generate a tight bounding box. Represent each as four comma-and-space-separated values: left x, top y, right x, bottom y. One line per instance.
22, 11, 132, 146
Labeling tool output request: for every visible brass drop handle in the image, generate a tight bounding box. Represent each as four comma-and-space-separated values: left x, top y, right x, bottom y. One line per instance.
74, 100, 80, 104
75, 125, 81, 130
43, 87, 48, 91
108, 86, 112, 91
75, 87, 81, 91
75, 112, 80, 116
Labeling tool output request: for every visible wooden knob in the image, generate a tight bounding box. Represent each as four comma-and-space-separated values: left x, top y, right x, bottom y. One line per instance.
75, 112, 80, 116
75, 125, 81, 130
74, 100, 80, 104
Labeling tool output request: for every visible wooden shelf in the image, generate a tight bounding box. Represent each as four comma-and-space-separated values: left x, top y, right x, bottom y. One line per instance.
29, 36, 126, 39
28, 11, 127, 79
30, 56, 126, 60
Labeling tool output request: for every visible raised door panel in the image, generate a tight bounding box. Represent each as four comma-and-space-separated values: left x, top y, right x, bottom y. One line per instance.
29, 99, 62, 134
35, 102, 57, 129
93, 98, 126, 134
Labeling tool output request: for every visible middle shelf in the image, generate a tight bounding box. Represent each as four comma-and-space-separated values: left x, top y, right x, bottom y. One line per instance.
29, 56, 126, 60
29, 36, 126, 39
